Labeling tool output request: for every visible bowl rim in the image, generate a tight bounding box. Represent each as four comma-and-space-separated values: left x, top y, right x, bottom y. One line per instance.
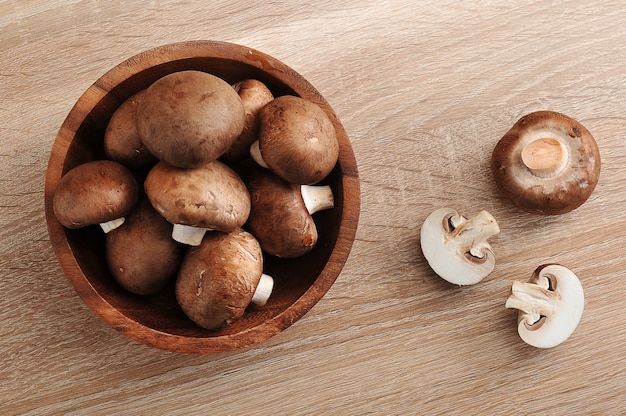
44, 40, 360, 353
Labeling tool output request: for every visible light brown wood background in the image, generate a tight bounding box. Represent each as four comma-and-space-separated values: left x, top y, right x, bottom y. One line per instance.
2, 1, 625, 414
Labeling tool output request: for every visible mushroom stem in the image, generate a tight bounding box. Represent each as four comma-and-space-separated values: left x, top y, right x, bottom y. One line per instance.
249, 140, 269, 168
505, 280, 558, 327
301, 184, 335, 214
251, 273, 274, 306
521, 137, 569, 178
172, 224, 211, 246
450, 210, 500, 258
99, 217, 125, 233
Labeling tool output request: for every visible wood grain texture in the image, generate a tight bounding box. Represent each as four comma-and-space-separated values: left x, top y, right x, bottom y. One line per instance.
1, 0, 625, 414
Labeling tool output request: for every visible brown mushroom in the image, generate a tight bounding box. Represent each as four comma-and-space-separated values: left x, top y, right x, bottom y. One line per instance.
105, 198, 184, 295
245, 169, 334, 258
175, 228, 274, 330
144, 160, 251, 246
136, 70, 245, 168
53, 160, 139, 233
103, 90, 157, 170
491, 111, 601, 215
250, 95, 339, 185
220, 79, 274, 163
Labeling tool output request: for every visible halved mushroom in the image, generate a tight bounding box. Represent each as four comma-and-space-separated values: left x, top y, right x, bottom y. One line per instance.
103, 89, 157, 171
491, 111, 601, 215
105, 198, 184, 295
136, 70, 245, 168
420, 208, 500, 285
505, 264, 584, 348
53, 160, 139, 233
250, 95, 339, 185
220, 79, 274, 163
245, 169, 334, 258
144, 161, 251, 246
175, 228, 274, 330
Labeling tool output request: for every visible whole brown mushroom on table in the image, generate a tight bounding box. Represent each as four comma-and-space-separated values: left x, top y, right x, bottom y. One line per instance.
491, 111, 601, 215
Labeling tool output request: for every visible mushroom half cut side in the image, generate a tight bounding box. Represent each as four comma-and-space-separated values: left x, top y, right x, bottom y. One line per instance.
491, 111, 601, 215
420, 208, 500, 285
505, 264, 584, 348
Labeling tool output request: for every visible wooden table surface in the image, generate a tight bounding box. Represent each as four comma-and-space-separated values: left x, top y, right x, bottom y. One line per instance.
2, 1, 625, 414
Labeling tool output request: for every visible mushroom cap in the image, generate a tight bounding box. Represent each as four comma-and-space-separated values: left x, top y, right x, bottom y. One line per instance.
136, 70, 245, 168
257, 95, 339, 185
103, 89, 157, 170
507, 264, 584, 348
144, 160, 251, 232
245, 169, 318, 258
105, 198, 184, 295
420, 208, 499, 285
220, 79, 275, 163
175, 228, 263, 329
491, 111, 601, 215
52, 160, 139, 229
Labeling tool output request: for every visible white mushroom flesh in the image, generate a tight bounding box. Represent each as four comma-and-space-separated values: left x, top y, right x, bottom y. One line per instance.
99, 217, 125, 233
505, 280, 557, 326
249, 140, 269, 168
301, 184, 334, 214
251, 273, 274, 306
420, 208, 500, 285
505, 264, 584, 348
171, 224, 212, 246
450, 210, 500, 259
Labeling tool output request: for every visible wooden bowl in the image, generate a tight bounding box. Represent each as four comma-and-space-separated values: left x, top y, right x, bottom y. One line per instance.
44, 40, 360, 353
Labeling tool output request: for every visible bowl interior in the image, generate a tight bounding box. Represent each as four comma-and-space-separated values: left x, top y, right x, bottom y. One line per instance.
45, 41, 359, 353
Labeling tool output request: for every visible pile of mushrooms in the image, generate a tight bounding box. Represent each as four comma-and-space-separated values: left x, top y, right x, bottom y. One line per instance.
53, 70, 339, 330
